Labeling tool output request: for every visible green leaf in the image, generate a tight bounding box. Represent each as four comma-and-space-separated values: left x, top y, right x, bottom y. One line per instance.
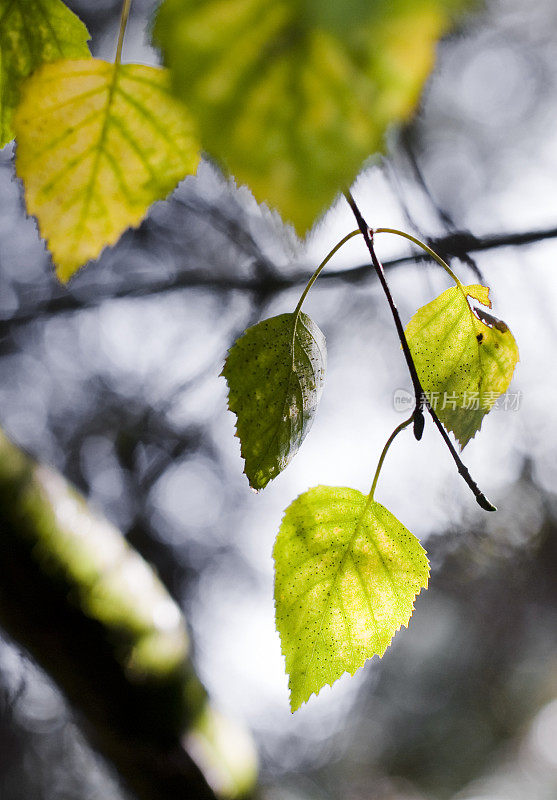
14, 59, 200, 281
0, 0, 90, 147
153, 0, 473, 235
222, 312, 326, 491
405, 283, 519, 448
274, 485, 429, 711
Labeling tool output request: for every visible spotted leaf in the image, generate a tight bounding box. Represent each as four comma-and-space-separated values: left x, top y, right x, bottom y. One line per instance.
405, 284, 519, 448
222, 312, 326, 491
274, 485, 429, 711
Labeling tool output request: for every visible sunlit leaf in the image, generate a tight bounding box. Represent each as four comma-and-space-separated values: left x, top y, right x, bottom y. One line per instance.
222, 312, 326, 491
154, 0, 473, 235
14, 59, 200, 281
405, 284, 519, 448
0, 0, 90, 147
274, 485, 429, 711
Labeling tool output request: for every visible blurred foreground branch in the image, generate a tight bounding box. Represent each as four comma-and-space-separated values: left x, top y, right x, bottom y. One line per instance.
0, 431, 256, 800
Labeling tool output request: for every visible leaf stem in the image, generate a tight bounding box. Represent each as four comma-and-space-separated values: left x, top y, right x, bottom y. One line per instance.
374, 227, 462, 287
294, 230, 361, 316
375, 227, 482, 344
369, 416, 413, 500
344, 191, 496, 512
115, 0, 132, 65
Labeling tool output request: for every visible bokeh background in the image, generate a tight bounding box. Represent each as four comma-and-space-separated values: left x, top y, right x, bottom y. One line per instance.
1, 0, 557, 798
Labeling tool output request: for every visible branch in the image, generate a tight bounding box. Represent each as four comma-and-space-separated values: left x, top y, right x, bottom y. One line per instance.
391, 128, 485, 282
395, 225, 557, 259
0, 430, 256, 800
343, 190, 425, 441
1, 222, 556, 332
343, 191, 495, 512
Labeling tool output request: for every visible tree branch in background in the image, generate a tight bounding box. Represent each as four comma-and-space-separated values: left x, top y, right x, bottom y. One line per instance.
0, 431, 256, 800
1, 221, 556, 333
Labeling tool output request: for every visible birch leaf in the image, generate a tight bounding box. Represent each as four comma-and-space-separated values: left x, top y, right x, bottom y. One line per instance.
154, 0, 473, 235
222, 312, 326, 491
274, 485, 429, 711
405, 284, 519, 448
0, 0, 90, 147
14, 59, 200, 281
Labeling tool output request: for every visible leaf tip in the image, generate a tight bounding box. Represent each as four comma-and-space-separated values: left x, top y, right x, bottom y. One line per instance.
465, 284, 492, 309
244, 468, 267, 493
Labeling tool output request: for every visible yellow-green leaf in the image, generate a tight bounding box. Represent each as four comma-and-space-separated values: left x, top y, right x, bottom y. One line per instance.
14, 59, 200, 281
0, 0, 90, 147
405, 284, 519, 448
274, 485, 429, 711
154, 0, 473, 235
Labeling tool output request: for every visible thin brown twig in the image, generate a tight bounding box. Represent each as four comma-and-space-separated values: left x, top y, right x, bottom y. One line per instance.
343, 190, 425, 441
343, 190, 496, 512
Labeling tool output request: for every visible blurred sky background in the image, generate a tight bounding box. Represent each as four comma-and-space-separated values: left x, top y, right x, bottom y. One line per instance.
2, 0, 557, 798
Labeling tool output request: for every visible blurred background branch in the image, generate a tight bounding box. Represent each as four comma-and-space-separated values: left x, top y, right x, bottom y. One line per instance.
1, 220, 557, 333
0, 430, 255, 800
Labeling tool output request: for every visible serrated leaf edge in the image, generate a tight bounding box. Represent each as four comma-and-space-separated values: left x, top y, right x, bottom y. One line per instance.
221, 313, 325, 491
273, 487, 429, 711
409, 283, 517, 450
14, 58, 199, 282
457, 285, 519, 449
